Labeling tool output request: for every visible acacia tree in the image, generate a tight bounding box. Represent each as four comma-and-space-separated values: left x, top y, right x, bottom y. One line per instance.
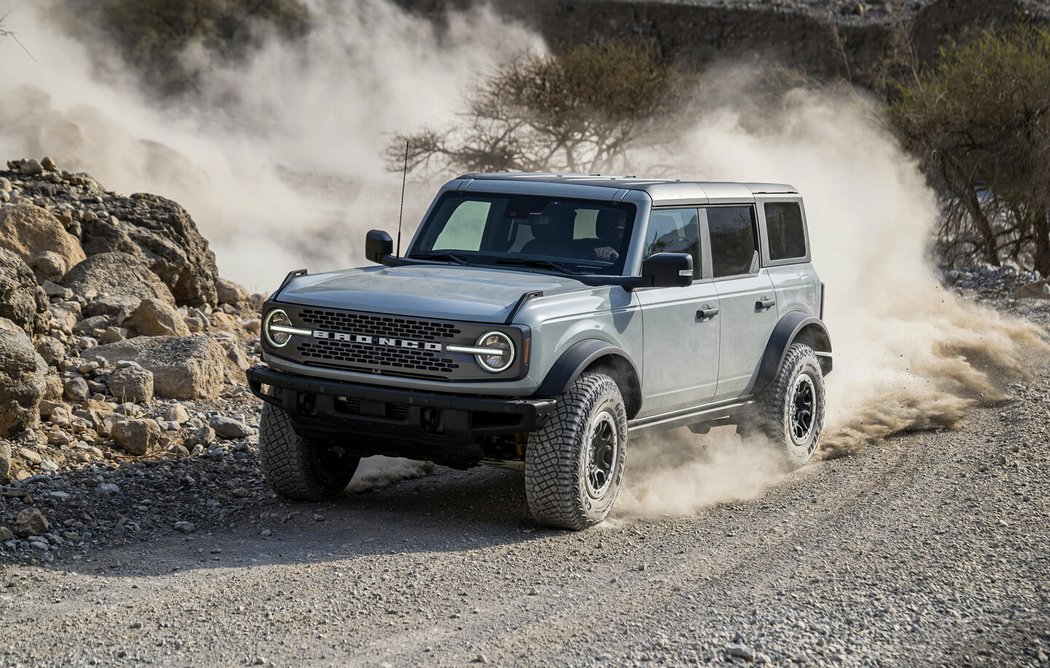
387, 40, 694, 177
891, 28, 1050, 275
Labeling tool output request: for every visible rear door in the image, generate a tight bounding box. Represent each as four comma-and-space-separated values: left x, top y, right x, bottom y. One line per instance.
635, 208, 720, 416
705, 205, 779, 401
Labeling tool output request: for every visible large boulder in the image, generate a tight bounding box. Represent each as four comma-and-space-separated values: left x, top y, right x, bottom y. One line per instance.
0, 318, 47, 436
89, 335, 226, 400
81, 194, 218, 306
61, 252, 175, 305
0, 249, 47, 335
0, 203, 85, 271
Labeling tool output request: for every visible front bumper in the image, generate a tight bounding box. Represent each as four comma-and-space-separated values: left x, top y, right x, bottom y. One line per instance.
246, 365, 555, 465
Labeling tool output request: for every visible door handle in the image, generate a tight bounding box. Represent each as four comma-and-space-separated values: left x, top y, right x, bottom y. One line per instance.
755, 297, 775, 311
696, 305, 719, 321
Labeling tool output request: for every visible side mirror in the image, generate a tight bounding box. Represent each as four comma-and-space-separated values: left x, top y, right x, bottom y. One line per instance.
641, 252, 693, 288
365, 229, 394, 264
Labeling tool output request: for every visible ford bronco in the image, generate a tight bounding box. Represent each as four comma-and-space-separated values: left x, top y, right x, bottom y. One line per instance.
247, 174, 832, 529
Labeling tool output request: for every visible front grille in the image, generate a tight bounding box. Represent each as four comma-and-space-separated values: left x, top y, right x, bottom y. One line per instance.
298, 309, 460, 341
298, 339, 459, 374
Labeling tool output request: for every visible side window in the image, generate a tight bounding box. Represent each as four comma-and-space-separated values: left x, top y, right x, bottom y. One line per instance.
432, 201, 491, 251
764, 202, 807, 261
644, 208, 701, 278
707, 206, 758, 278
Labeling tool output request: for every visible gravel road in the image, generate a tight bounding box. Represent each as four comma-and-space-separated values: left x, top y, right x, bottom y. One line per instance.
1, 302, 1048, 667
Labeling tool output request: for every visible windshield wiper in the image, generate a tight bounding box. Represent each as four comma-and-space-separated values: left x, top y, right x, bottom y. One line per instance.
492, 257, 579, 274
410, 252, 468, 266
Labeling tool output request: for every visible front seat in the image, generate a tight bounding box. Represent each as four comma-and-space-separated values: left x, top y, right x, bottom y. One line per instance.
521, 205, 576, 257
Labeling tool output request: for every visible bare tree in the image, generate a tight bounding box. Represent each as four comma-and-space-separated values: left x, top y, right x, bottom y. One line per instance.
891, 28, 1050, 275
387, 40, 695, 177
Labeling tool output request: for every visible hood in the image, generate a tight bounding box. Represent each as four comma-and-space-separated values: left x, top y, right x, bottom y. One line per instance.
275, 264, 588, 323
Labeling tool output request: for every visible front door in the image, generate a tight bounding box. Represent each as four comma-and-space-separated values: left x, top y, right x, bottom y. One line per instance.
635, 208, 720, 416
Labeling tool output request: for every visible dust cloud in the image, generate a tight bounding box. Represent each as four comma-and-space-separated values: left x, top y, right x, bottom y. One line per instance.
0, 0, 541, 288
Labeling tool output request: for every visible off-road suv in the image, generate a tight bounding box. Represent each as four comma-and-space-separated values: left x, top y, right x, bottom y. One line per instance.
247, 174, 832, 529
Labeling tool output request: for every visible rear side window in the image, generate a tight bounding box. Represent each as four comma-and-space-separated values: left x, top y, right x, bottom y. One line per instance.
707, 206, 758, 278
644, 208, 702, 278
764, 202, 807, 261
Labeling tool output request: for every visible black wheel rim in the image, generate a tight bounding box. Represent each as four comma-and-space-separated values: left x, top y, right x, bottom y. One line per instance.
789, 375, 816, 446
313, 443, 355, 487
585, 410, 618, 499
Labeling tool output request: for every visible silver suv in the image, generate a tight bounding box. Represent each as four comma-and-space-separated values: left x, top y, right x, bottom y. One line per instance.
248, 174, 832, 529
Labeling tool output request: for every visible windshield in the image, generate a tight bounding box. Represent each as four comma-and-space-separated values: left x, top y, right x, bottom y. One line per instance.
409, 193, 637, 276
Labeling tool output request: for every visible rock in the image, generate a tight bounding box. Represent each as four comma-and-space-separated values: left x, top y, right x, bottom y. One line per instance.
0, 526, 13, 541
19, 159, 42, 176
14, 507, 49, 537
49, 302, 80, 334
173, 521, 195, 534
61, 252, 175, 306
111, 418, 160, 455
0, 319, 47, 436
81, 193, 219, 306
163, 403, 191, 424
97, 482, 120, 495
1015, 280, 1050, 300
210, 416, 254, 439
0, 178, 10, 193
89, 335, 226, 400
0, 438, 10, 481
216, 278, 249, 305
63, 376, 90, 403
186, 425, 216, 448
0, 249, 47, 335
29, 251, 67, 283
726, 645, 755, 662
107, 365, 154, 404
98, 327, 127, 344
74, 315, 111, 336
84, 295, 141, 321
0, 203, 85, 271
41, 280, 72, 300
126, 298, 191, 337
35, 337, 66, 366
40, 156, 58, 171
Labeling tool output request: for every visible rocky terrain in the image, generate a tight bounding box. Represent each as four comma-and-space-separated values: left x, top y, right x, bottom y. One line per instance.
0, 157, 267, 563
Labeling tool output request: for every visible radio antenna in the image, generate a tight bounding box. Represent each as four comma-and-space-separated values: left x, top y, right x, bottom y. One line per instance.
396, 139, 409, 257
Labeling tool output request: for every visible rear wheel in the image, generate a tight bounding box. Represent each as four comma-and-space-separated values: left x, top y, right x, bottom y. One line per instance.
752, 342, 825, 467
258, 394, 360, 501
525, 373, 628, 530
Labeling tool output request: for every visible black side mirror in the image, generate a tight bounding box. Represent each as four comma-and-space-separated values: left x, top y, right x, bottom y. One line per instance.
641, 252, 694, 288
365, 230, 394, 264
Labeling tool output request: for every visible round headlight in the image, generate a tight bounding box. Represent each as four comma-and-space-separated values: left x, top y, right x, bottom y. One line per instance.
475, 331, 515, 373
264, 309, 293, 348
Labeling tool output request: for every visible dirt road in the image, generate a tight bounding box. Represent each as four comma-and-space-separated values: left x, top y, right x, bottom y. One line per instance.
1, 305, 1048, 667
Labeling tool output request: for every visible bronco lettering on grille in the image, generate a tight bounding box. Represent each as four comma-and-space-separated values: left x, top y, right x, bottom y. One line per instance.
312, 329, 444, 352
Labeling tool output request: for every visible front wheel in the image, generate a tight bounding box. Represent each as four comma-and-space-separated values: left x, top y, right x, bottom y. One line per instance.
525, 373, 628, 530
258, 395, 360, 501
753, 342, 826, 468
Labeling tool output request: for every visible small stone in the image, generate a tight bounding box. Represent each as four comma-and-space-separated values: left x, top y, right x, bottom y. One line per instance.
210, 415, 253, 439
186, 425, 216, 447
313, 513, 325, 522
98, 482, 120, 495
126, 298, 191, 337
98, 327, 127, 344
63, 376, 91, 402
20, 159, 43, 176
107, 365, 154, 404
111, 418, 160, 455
32, 252, 68, 283
163, 403, 191, 424
726, 645, 755, 662
231, 487, 249, 498
260, 528, 272, 537
14, 507, 49, 537
40, 156, 58, 172
527, 587, 539, 596
173, 521, 195, 534
0, 526, 13, 541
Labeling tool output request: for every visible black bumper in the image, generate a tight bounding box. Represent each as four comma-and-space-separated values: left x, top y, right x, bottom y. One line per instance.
246, 366, 555, 463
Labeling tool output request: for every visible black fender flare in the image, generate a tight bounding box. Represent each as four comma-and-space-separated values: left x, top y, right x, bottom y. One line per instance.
535, 339, 639, 397
752, 311, 832, 395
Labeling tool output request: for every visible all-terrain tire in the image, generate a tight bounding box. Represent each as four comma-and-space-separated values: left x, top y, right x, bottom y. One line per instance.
258, 395, 360, 501
753, 342, 826, 468
525, 373, 628, 530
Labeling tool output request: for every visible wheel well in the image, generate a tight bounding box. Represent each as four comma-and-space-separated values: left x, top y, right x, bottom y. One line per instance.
585, 354, 642, 419
793, 323, 832, 373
